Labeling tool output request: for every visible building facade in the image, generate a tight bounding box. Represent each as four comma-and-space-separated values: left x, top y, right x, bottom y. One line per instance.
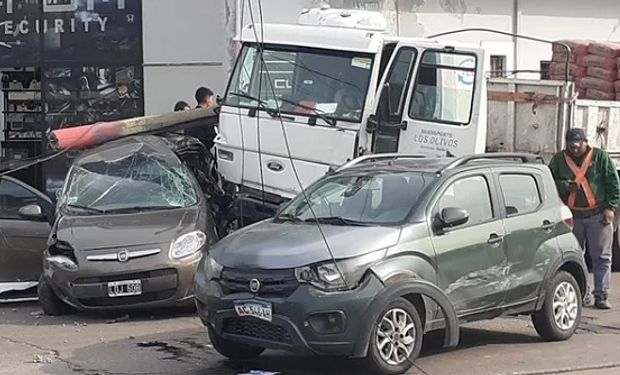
3, 0, 620, 192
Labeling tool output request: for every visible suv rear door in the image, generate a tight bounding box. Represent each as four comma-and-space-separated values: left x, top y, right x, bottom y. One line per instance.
494, 168, 560, 304
429, 171, 508, 314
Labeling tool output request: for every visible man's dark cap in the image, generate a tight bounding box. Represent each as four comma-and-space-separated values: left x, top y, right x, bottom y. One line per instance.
566, 128, 587, 147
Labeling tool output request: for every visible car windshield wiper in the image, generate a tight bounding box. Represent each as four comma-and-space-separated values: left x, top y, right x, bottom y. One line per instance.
276, 97, 337, 126
228, 92, 281, 119
304, 216, 369, 226
65, 204, 106, 215
103, 206, 181, 214
274, 213, 304, 223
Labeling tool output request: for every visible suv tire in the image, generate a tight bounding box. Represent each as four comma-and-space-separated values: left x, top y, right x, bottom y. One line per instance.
532, 271, 582, 341
37, 275, 75, 316
364, 297, 423, 375
207, 326, 265, 360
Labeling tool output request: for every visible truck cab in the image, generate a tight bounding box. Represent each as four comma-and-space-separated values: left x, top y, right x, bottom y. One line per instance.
215, 7, 486, 224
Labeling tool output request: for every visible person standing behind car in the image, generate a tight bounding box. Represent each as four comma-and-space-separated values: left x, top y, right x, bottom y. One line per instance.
174, 100, 191, 112
185, 87, 217, 151
549, 128, 620, 309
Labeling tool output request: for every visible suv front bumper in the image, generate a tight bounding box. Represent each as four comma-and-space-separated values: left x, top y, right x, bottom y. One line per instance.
195, 273, 384, 357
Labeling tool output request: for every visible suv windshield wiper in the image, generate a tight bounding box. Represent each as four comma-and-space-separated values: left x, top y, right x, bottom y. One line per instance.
65, 204, 106, 215
228, 92, 281, 119
304, 216, 369, 226
275, 213, 304, 223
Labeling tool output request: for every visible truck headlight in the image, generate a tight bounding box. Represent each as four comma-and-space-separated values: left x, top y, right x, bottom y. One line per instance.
295, 250, 384, 291
170, 231, 207, 259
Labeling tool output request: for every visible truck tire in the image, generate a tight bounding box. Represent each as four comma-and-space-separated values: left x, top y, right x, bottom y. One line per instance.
37, 275, 74, 316
207, 326, 265, 360
364, 297, 423, 375
532, 271, 582, 341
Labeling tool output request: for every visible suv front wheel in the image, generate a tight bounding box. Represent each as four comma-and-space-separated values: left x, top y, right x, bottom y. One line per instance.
364, 297, 423, 375
532, 271, 582, 341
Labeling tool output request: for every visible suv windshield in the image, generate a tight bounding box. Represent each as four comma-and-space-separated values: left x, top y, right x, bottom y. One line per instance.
278, 172, 435, 225
62, 152, 198, 215
225, 43, 374, 123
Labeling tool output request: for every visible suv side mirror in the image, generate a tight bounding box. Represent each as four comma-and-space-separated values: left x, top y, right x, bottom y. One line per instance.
18, 204, 45, 220
437, 207, 469, 229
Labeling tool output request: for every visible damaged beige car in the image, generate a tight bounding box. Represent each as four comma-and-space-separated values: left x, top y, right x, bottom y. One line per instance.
39, 135, 218, 315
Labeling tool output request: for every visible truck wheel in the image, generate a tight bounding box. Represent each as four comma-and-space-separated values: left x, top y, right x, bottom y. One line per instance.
207, 326, 265, 360
532, 271, 582, 341
364, 298, 423, 375
37, 275, 75, 316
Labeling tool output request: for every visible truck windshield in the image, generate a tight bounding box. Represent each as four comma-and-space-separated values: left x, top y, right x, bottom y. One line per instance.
61, 152, 198, 215
224, 43, 374, 123
277, 172, 434, 225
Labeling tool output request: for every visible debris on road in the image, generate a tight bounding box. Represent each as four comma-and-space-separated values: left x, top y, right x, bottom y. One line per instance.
32, 354, 53, 364
238, 371, 280, 375
106, 314, 130, 324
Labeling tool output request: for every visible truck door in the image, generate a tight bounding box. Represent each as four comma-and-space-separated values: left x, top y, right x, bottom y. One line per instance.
369, 43, 486, 157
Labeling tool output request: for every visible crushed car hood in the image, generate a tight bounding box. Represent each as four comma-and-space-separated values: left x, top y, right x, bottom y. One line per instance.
210, 220, 402, 268
55, 208, 198, 251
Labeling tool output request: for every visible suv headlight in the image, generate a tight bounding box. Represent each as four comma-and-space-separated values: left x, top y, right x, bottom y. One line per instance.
170, 231, 207, 259
295, 250, 384, 291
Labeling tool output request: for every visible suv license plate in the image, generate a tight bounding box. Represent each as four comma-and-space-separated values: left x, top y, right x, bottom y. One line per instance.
108, 280, 142, 297
234, 300, 272, 322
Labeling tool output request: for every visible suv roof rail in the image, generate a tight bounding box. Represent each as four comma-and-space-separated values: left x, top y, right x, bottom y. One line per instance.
336, 153, 426, 172
442, 152, 543, 171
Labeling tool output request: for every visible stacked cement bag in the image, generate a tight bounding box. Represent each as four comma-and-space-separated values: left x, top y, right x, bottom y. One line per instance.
550, 40, 589, 97
579, 42, 620, 100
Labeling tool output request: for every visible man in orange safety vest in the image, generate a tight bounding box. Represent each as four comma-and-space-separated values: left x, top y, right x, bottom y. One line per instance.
549, 128, 620, 309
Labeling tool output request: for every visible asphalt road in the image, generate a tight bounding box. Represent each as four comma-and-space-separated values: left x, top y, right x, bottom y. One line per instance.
1, 277, 619, 375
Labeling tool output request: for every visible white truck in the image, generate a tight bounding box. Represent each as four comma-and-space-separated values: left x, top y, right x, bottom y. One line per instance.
214, 6, 620, 244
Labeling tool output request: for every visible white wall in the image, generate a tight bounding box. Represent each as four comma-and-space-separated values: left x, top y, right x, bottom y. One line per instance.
142, 0, 228, 115
237, 0, 620, 80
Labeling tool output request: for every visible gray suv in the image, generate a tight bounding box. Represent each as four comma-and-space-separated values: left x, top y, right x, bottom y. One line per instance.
194, 153, 587, 375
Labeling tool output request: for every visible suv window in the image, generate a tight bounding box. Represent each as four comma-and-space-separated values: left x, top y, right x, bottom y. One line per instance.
437, 175, 493, 226
0, 178, 39, 220
499, 174, 541, 216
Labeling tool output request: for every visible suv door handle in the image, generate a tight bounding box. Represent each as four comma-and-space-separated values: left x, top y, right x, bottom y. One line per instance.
541, 220, 555, 231
487, 233, 504, 246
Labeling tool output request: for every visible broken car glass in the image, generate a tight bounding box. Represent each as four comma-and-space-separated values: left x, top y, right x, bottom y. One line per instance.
62, 141, 198, 214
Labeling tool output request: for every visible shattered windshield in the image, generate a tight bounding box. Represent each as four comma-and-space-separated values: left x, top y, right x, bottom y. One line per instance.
62, 151, 198, 215
278, 172, 434, 225
225, 43, 373, 123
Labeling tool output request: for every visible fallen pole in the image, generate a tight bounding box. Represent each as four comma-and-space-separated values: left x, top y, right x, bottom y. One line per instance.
48, 107, 219, 151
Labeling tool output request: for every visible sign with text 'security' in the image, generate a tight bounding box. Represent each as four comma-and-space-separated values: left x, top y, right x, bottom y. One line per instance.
0, 0, 142, 66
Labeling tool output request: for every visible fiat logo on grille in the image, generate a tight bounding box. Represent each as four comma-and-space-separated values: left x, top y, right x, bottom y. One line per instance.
117, 250, 130, 263
249, 278, 261, 293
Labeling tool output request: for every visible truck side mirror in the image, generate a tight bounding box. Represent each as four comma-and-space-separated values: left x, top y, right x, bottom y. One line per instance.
366, 114, 379, 133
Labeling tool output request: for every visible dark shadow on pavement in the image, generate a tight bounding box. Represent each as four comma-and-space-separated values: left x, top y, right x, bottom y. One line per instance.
37, 324, 545, 375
